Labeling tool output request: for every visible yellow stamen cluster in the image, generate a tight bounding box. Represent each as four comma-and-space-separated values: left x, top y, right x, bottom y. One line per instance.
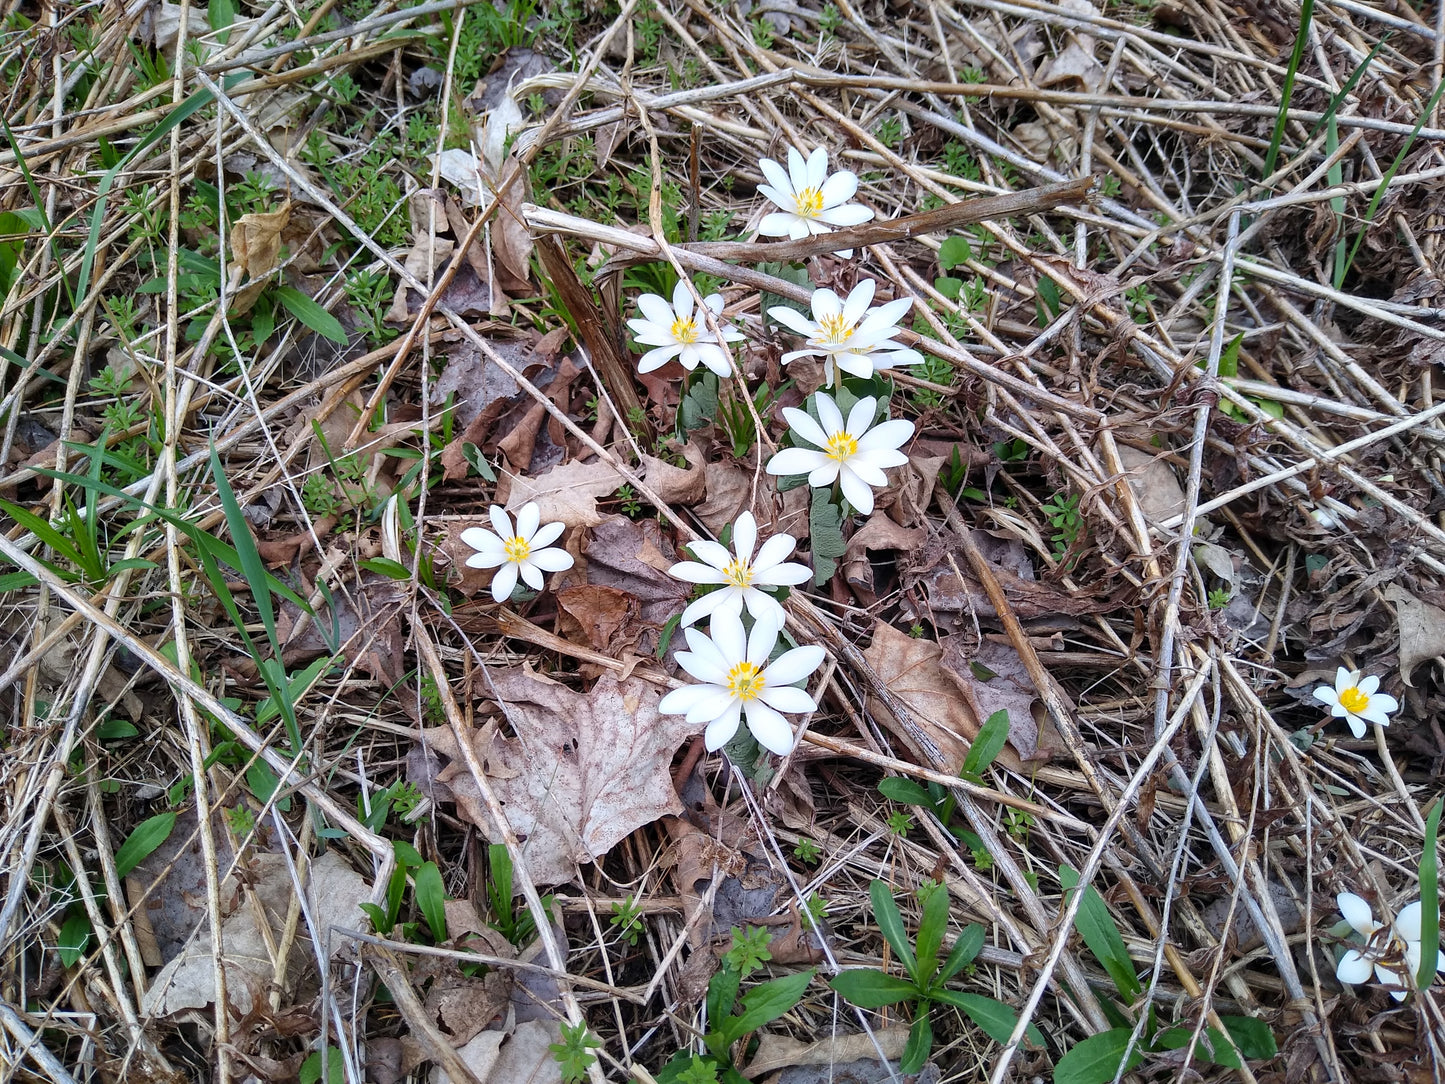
817, 313, 855, 344
504, 536, 531, 563
1339, 686, 1369, 714
726, 661, 764, 701
826, 431, 858, 462
670, 317, 700, 344
794, 186, 824, 218
722, 558, 752, 589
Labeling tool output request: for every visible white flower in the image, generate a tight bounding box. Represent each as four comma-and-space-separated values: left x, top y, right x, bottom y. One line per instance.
627, 279, 744, 377
668, 511, 812, 629
757, 146, 873, 257
769, 279, 923, 385
1336, 892, 1445, 1001
460, 503, 574, 603
1313, 666, 1399, 738
765, 392, 913, 516
659, 608, 825, 755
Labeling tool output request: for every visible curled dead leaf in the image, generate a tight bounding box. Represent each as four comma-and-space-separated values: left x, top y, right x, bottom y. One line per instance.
503, 457, 621, 530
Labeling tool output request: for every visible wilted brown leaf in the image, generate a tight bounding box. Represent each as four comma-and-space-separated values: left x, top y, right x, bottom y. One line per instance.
863, 620, 1023, 774
436, 1019, 563, 1084
581, 515, 689, 630
229, 200, 290, 282
641, 442, 706, 505
502, 457, 621, 530
939, 637, 1061, 762
1384, 584, 1445, 686
423, 670, 695, 884
555, 584, 641, 654
491, 157, 534, 293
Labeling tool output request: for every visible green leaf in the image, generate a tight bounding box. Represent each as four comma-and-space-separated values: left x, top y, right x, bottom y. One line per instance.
95, 719, 139, 741
1059, 865, 1141, 1004
208, 0, 235, 36
721, 969, 814, 1043
208, 445, 279, 657
1418, 799, 1441, 992
933, 989, 1045, 1046
938, 235, 972, 270
1053, 1028, 1144, 1084
1221, 1015, 1277, 1060
828, 969, 919, 1008
58, 911, 91, 968
1156, 1026, 1242, 1069
246, 759, 291, 812
358, 557, 412, 580
0, 496, 88, 573
878, 777, 934, 807
868, 879, 917, 979
393, 840, 425, 869
299, 1047, 344, 1084
808, 488, 846, 585
960, 708, 1009, 780
462, 442, 497, 481
937, 924, 985, 982
115, 812, 177, 878
706, 964, 742, 1032
413, 861, 447, 941
275, 286, 348, 344
1217, 332, 1242, 379
915, 883, 950, 983
358, 902, 393, 935
934, 276, 963, 300
901, 1008, 933, 1074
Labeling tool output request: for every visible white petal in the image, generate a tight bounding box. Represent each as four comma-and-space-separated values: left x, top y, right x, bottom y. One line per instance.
781, 348, 824, 365
787, 146, 809, 192
1344, 714, 1366, 739
1338, 893, 1378, 936
782, 405, 832, 451
841, 279, 875, 323
807, 461, 842, 489
1394, 902, 1423, 940
758, 157, 793, 198
763, 644, 825, 686
1358, 674, 1380, 696
678, 588, 743, 629
490, 562, 519, 603
758, 682, 816, 715
861, 296, 914, 333
732, 511, 758, 563
758, 211, 802, 237
743, 700, 795, 755
845, 458, 889, 487
529, 520, 565, 550
686, 690, 734, 725
817, 203, 874, 227
636, 293, 676, 327
819, 169, 859, 208
1335, 948, 1375, 985
856, 418, 915, 453
814, 392, 845, 435
694, 344, 734, 377
465, 550, 507, 569
788, 217, 814, 240
844, 395, 878, 437
839, 468, 875, 515
461, 526, 504, 554
684, 540, 733, 571
660, 683, 721, 717
805, 145, 828, 188
1313, 686, 1340, 707
710, 608, 746, 665
637, 344, 683, 372
678, 629, 731, 682
704, 700, 743, 750
518, 560, 545, 591
489, 505, 514, 540
627, 320, 674, 345
746, 613, 781, 666
670, 560, 728, 585
767, 448, 830, 477
671, 279, 694, 319
742, 588, 789, 626
1367, 693, 1399, 717
769, 306, 820, 337
752, 533, 798, 573
1335, 666, 1358, 693
514, 501, 541, 541
528, 547, 573, 573
834, 353, 874, 379
811, 288, 844, 320
1358, 703, 1393, 727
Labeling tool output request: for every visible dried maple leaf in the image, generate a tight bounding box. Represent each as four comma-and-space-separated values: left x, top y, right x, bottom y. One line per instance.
422, 670, 695, 885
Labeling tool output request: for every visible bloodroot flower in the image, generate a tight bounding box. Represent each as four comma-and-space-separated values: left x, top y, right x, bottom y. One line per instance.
667, 511, 812, 629
1313, 667, 1399, 738
658, 608, 824, 755
461, 503, 573, 603
765, 392, 913, 516
769, 279, 922, 385
627, 279, 744, 377
757, 146, 873, 256
1336, 892, 1445, 1002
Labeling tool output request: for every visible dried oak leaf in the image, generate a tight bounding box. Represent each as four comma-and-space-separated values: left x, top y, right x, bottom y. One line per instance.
424, 670, 694, 885
1384, 583, 1445, 687
863, 620, 1024, 774
582, 514, 689, 628
555, 584, 641, 654
939, 637, 1063, 763
503, 457, 621, 530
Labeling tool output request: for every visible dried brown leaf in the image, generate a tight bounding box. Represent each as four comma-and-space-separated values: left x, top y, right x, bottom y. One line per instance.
503, 457, 621, 530
1384, 584, 1445, 686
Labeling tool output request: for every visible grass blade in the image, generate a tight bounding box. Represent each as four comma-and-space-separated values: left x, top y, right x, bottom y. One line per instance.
1261, 0, 1315, 185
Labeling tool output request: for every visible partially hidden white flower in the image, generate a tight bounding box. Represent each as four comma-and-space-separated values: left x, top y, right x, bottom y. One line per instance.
1336, 891, 1445, 1001
460, 502, 574, 603
627, 279, 745, 377
659, 608, 825, 755
769, 279, 923, 385
757, 146, 873, 257
765, 392, 913, 516
1313, 666, 1399, 739
668, 511, 812, 629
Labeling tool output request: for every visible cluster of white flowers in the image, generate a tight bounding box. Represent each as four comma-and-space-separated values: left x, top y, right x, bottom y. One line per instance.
461, 145, 924, 760
1334, 891, 1444, 1003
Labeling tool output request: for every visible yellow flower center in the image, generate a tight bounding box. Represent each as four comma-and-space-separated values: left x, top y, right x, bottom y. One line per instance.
504, 535, 531, 563
670, 317, 699, 344
825, 430, 858, 461
794, 186, 824, 218
817, 313, 855, 345
726, 660, 764, 701
1339, 686, 1369, 715
722, 558, 752, 589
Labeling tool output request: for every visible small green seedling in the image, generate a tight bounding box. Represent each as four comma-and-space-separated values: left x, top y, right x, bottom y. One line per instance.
655, 926, 814, 1083
611, 895, 645, 946
793, 838, 821, 865
831, 879, 1042, 1072
550, 1021, 603, 1083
